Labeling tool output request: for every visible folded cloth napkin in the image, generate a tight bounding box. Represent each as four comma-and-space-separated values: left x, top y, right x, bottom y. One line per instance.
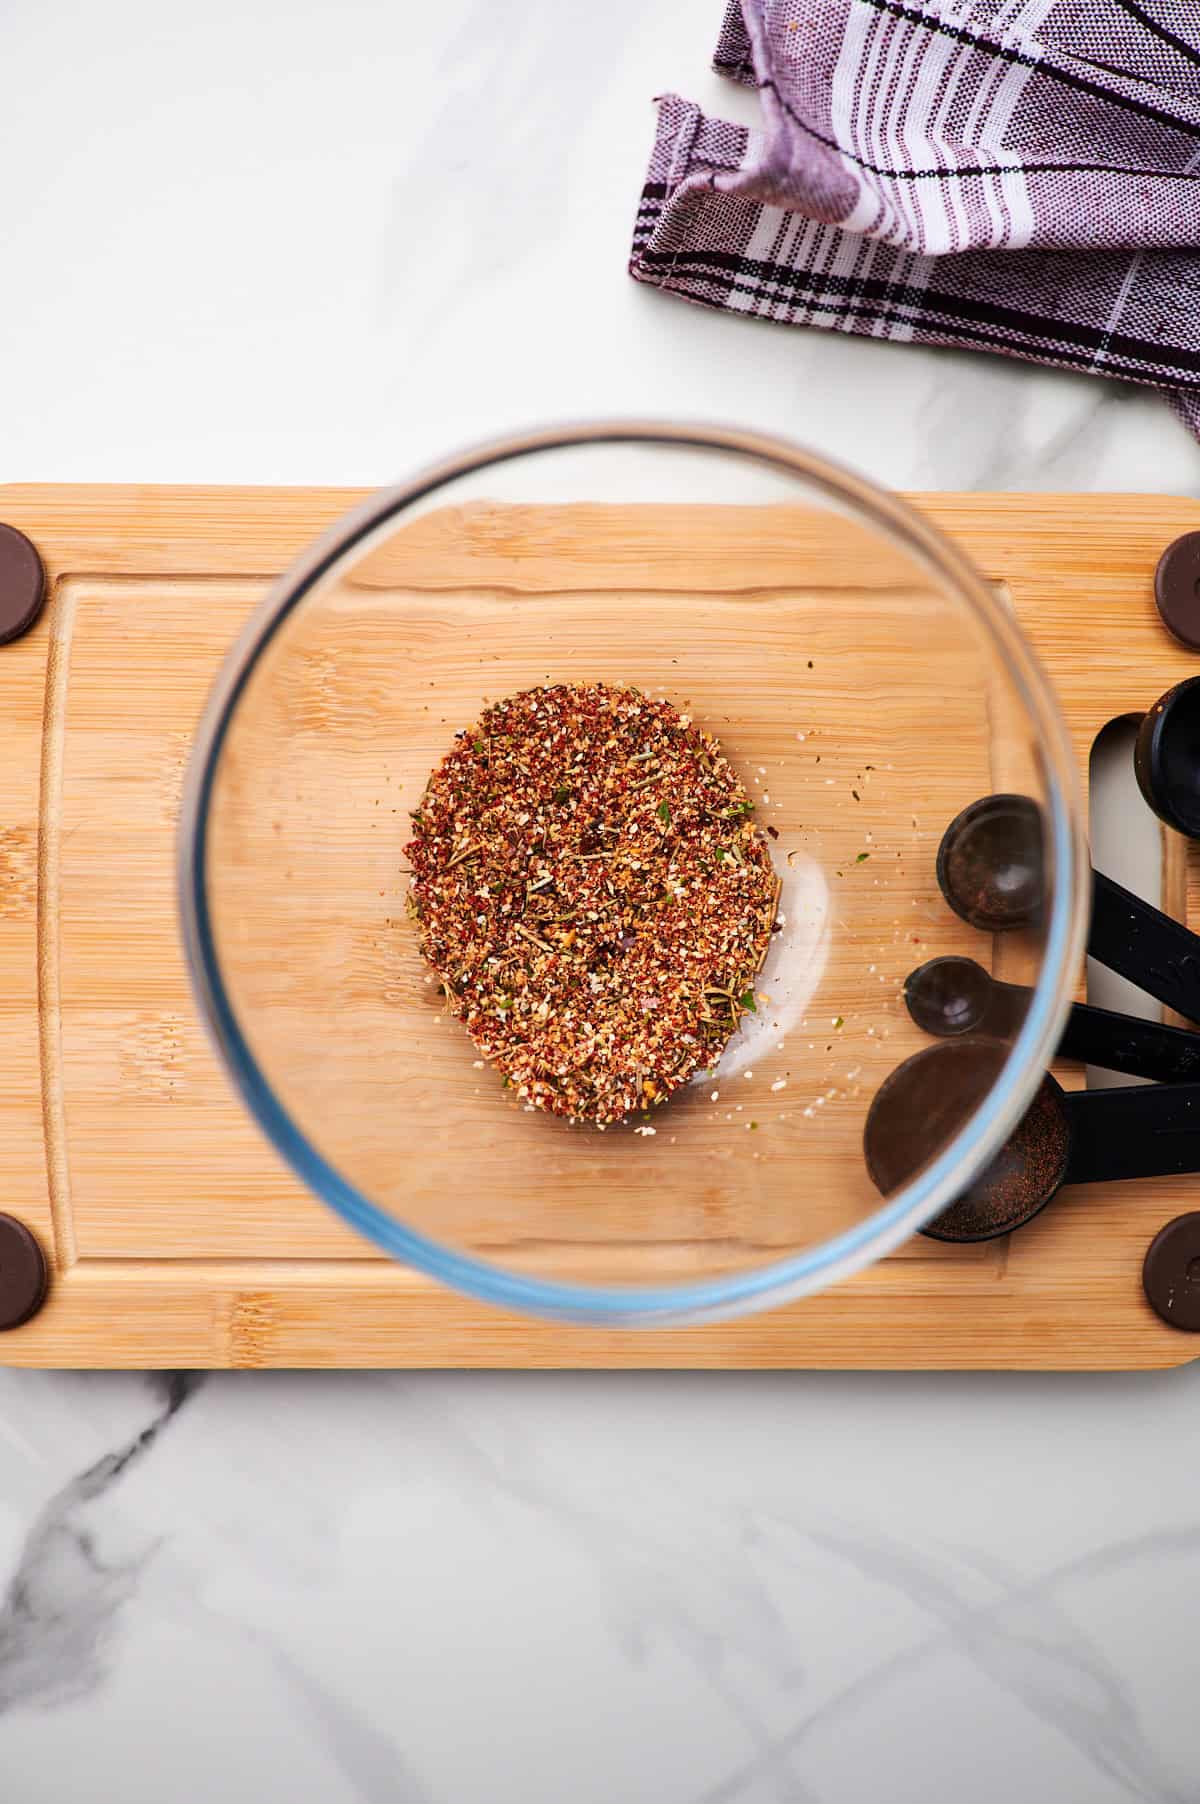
630, 0, 1200, 432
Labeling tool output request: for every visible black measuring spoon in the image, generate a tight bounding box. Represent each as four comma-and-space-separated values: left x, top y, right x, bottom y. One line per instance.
864, 1037, 1200, 1243
904, 955, 1200, 1083
1134, 674, 1200, 838
937, 793, 1200, 1024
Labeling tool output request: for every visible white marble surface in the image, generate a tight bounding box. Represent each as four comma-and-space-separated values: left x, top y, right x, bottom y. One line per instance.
3, 1, 1200, 1798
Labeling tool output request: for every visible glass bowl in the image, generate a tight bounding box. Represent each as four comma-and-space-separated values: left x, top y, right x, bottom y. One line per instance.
178, 423, 1087, 1325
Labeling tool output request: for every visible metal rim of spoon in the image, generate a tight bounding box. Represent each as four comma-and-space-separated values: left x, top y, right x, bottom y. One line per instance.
904, 954, 1200, 1084
936, 792, 1200, 1025
863, 1037, 1200, 1243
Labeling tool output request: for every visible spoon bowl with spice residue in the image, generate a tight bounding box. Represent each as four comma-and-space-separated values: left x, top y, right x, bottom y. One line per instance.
936, 793, 1047, 933
937, 793, 1200, 1024
865, 1037, 1200, 1242
179, 423, 1086, 1324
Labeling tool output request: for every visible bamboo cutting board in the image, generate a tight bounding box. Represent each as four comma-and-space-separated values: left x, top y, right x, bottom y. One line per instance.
2, 482, 1199, 1370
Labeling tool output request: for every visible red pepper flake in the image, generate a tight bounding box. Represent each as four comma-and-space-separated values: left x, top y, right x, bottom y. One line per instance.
405, 682, 779, 1125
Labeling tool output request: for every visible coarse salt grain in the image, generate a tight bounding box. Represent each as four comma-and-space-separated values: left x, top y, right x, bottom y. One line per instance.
771, 1078, 787, 1092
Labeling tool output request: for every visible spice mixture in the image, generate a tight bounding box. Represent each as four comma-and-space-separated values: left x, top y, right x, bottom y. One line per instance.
405, 682, 779, 1124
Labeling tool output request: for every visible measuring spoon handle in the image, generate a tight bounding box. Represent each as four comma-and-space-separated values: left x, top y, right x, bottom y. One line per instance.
981, 976, 1200, 1082
1064, 1081, 1200, 1185
1090, 869, 1200, 1025
1056, 998, 1200, 1082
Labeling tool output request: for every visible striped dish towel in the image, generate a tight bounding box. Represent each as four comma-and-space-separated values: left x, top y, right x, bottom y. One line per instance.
631, 1, 1200, 432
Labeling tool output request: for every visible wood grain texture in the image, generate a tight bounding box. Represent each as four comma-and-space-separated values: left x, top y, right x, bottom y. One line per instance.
0, 483, 1197, 1369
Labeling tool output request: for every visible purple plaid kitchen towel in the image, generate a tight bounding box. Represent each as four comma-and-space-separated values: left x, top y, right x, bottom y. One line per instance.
631, 1, 1200, 431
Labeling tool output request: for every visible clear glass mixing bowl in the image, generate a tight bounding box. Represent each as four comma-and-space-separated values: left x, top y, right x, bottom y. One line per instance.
178, 423, 1087, 1324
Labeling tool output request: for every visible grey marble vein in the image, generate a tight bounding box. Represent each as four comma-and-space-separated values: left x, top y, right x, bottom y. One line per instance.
699, 1518, 1200, 1804
368, 1380, 823, 1800
808, 1528, 1191, 1804
0, 1374, 200, 1714
263, 1644, 438, 1804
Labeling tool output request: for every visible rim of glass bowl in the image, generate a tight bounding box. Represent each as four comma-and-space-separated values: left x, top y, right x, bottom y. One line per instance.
178, 421, 1088, 1327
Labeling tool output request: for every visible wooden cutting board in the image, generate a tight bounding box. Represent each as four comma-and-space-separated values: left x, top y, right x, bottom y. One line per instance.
2, 482, 1199, 1371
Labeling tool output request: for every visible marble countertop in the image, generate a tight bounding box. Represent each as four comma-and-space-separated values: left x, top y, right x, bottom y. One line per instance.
3, 0, 1200, 1798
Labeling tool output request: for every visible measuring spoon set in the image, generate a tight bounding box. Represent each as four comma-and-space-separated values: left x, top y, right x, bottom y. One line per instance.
865, 677, 1200, 1241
